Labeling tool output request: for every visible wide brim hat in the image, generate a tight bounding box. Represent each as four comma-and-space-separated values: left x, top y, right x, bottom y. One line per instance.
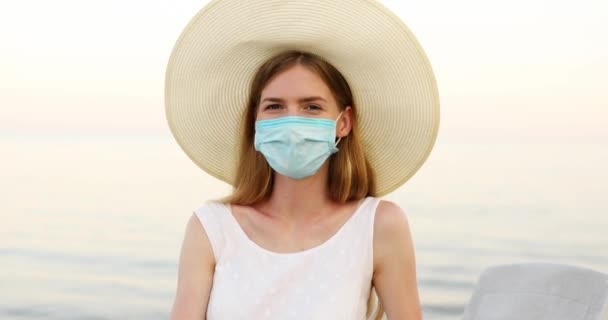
165, 0, 440, 196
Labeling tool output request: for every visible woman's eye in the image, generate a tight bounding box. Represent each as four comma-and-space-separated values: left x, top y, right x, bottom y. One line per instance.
265, 104, 281, 110
306, 104, 321, 110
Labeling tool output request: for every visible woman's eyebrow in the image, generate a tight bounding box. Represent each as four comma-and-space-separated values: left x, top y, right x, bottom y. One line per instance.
261, 96, 327, 103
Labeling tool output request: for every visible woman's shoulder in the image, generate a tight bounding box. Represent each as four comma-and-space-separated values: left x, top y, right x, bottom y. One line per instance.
195, 199, 228, 211
373, 199, 413, 260
374, 199, 408, 226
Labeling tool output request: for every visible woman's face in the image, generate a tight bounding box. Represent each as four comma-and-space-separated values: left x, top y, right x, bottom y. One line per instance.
257, 64, 342, 121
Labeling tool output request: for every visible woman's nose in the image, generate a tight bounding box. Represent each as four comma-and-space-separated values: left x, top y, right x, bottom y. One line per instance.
286, 105, 300, 117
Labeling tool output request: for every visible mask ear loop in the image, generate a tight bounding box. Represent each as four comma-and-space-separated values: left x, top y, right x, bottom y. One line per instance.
335, 137, 342, 147
335, 111, 344, 147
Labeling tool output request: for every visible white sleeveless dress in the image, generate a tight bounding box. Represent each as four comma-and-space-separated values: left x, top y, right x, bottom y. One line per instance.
193, 196, 380, 320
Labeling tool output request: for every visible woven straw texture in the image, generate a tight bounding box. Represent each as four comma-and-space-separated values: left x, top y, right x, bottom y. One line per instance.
165, 0, 440, 196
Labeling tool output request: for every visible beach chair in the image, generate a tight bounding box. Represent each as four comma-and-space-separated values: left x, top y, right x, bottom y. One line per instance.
462, 262, 608, 320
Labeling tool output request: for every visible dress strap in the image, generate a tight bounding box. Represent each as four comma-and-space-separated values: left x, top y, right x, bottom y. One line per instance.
349, 196, 381, 273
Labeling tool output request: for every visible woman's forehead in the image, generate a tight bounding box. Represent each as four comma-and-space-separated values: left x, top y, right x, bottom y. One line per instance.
261, 66, 333, 99
262, 65, 329, 92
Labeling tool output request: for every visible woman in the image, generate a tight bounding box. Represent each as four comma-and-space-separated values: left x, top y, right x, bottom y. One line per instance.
165, 1, 439, 319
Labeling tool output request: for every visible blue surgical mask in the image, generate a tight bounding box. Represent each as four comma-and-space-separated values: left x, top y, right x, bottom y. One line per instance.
254, 113, 343, 180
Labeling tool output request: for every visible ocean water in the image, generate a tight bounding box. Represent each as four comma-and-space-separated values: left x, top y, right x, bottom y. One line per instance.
1, 135, 607, 319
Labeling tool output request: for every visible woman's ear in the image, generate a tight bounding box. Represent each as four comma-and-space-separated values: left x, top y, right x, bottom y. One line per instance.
337, 106, 353, 138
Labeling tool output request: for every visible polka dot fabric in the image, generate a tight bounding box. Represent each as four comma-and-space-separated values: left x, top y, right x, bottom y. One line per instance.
194, 197, 380, 319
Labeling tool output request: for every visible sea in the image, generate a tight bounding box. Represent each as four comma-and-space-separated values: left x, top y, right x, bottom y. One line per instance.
1, 134, 606, 319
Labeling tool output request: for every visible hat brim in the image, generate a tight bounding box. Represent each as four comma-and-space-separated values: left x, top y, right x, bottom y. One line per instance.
165, 0, 440, 196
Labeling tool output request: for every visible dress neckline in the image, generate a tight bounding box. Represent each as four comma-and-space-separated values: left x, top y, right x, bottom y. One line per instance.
222, 197, 371, 257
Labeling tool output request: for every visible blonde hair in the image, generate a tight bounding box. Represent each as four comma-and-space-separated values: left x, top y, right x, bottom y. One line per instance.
222, 50, 383, 319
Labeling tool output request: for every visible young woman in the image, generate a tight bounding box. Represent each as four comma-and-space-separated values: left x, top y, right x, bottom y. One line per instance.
164, 1, 439, 319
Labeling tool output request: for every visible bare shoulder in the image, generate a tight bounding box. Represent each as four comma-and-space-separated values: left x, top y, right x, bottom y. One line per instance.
374, 199, 409, 230
169, 213, 215, 320
373, 200, 413, 268
183, 213, 216, 266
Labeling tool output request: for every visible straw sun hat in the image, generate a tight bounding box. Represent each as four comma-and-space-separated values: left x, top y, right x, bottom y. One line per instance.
165, 0, 440, 196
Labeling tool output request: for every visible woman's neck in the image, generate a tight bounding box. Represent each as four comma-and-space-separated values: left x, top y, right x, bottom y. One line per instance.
261, 163, 333, 224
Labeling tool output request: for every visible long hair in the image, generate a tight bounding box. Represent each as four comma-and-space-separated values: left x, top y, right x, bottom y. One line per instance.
224, 50, 376, 204
222, 50, 383, 319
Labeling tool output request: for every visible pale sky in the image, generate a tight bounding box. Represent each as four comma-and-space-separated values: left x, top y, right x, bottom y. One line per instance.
1, 0, 606, 142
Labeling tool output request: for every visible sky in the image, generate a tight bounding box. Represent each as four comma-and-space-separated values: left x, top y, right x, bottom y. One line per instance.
0, 0, 606, 142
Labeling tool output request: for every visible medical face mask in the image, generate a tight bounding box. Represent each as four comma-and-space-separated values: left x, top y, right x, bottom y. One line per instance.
254, 113, 343, 180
